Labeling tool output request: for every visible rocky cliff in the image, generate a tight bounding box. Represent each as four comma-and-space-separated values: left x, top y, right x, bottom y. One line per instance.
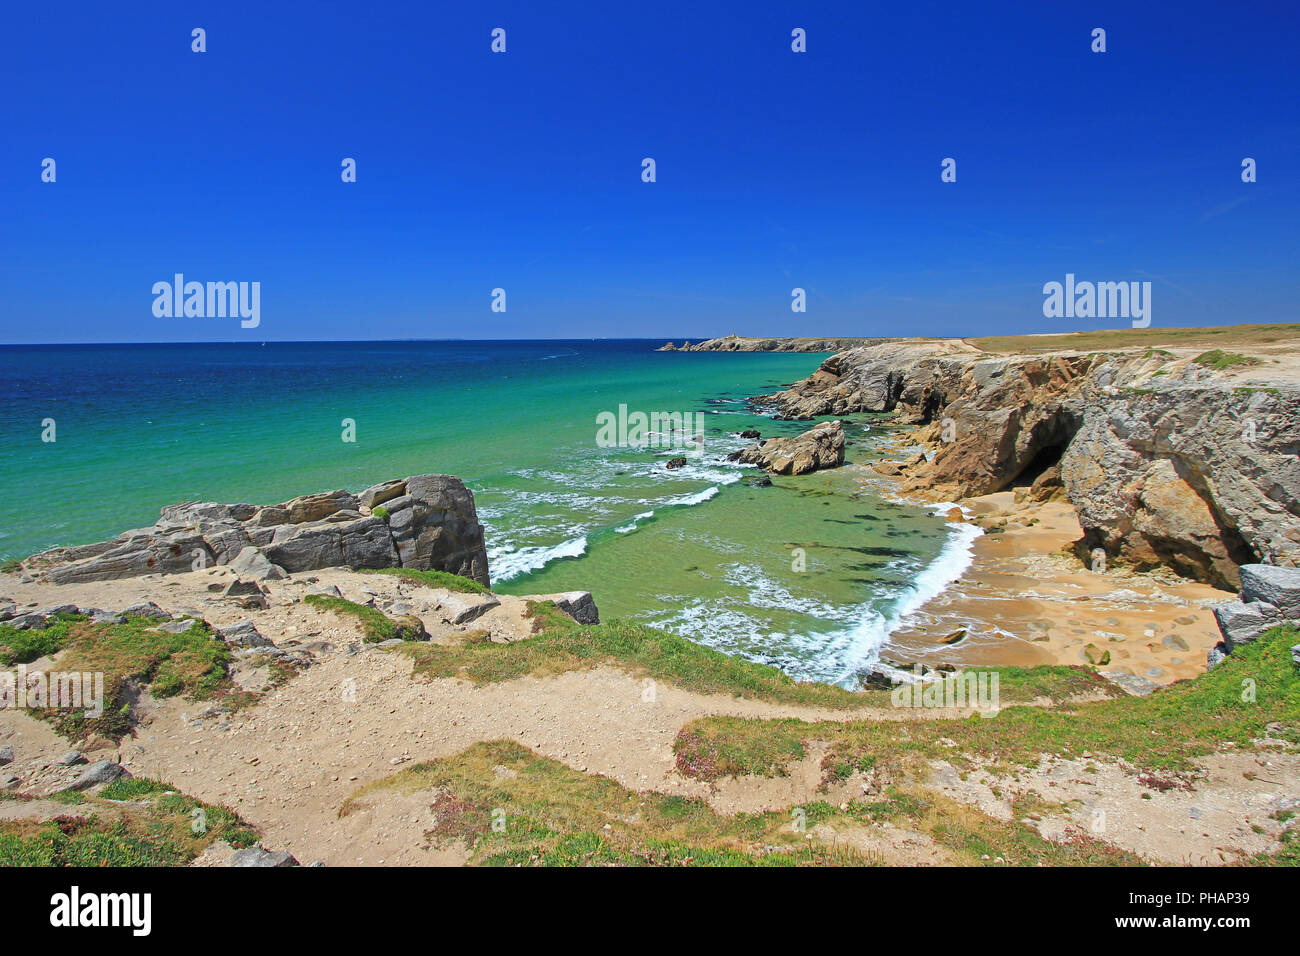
749, 339, 1300, 589
24, 474, 491, 587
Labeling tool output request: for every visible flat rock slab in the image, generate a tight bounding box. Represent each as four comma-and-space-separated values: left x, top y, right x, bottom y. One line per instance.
437, 592, 501, 626
70, 760, 129, 791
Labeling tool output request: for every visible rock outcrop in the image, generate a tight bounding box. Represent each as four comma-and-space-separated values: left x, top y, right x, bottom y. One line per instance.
25, 474, 491, 587
1209, 564, 1300, 666
749, 339, 1300, 588
729, 420, 846, 475
661, 335, 898, 353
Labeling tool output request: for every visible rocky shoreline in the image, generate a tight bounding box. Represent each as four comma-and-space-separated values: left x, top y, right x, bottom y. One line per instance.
20, 474, 491, 589
660, 334, 900, 352
744, 337, 1300, 590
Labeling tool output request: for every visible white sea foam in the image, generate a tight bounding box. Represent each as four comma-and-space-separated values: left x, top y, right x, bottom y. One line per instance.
813, 507, 983, 686
489, 535, 588, 582
661, 485, 720, 507
615, 511, 656, 534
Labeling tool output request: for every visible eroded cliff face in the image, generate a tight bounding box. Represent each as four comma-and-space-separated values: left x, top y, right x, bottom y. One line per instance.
752, 340, 1300, 588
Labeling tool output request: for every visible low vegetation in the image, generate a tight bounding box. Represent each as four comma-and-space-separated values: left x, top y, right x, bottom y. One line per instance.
969, 323, 1299, 354
397, 600, 1115, 711
0, 778, 257, 866
672, 626, 1300, 781
342, 739, 1143, 866
302, 593, 426, 643
0, 614, 238, 740
1193, 349, 1262, 370
399, 601, 865, 706
359, 566, 490, 594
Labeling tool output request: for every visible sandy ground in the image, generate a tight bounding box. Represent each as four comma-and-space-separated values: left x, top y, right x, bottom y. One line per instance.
883, 490, 1229, 685
0, 485, 1287, 868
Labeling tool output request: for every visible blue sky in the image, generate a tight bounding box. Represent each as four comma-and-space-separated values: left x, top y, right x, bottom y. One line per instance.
2, 0, 1297, 343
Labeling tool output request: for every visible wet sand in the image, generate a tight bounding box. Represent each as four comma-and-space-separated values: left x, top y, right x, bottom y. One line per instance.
887, 491, 1231, 685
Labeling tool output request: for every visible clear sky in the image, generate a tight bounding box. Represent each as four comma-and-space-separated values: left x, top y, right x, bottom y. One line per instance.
2, 0, 1297, 344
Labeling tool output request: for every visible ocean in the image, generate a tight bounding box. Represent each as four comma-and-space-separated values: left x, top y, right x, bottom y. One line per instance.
0, 339, 975, 686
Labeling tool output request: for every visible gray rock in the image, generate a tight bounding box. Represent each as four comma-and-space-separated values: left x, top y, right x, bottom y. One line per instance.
227, 546, 287, 581
57, 751, 87, 767
310, 584, 343, 598
39, 604, 80, 617
437, 592, 501, 626
202, 526, 254, 565
1239, 564, 1300, 617
122, 601, 169, 620
548, 591, 600, 626
223, 579, 269, 610
25, 473, 492, 588
153, 618, 200, 634
1292, 643, 1300, 669
0, 747, 13, 765
1208, 642, 1229, 668
70, 760, 130, 791
1212, 600, 1283, 650
0, 599, 16, 622
8, 613, 48, 630
359, 479, 406, 510
1, 775, 19, 790
217, 621, 271, 648
278, 490, 357, 524
229, 846, 299, 867
1101, 672, 1161, 697
730, 421, 846, 476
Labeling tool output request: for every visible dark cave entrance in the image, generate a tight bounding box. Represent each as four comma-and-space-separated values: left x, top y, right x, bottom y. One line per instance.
1005, 409, 1082, 491
1011, 442, 1068, 488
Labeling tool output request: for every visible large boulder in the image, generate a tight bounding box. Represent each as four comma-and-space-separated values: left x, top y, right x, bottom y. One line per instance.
1239, 564, 1300, 616
26, 474, 491, 587
227, 546, 286, 581
730, 420, 846, 476
1212, 601, 1283, 650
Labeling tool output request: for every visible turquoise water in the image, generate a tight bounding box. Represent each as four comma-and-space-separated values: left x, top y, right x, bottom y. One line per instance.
0, 340, 967, 685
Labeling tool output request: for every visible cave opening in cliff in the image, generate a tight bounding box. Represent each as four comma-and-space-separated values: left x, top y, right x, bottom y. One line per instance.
1008, 410, 1083, 489
1011, 442, 1067, 487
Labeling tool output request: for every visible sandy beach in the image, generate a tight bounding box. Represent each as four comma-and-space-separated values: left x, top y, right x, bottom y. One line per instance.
885, 489, 1229, 685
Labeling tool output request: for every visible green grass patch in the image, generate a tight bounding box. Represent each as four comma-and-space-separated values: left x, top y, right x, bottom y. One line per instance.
343, 739, 1142, 866
304, 594, 397, 642
0, 780, 258, 866
397, 602, 870, 708
0, 614, 83, 665
673, 626, 1300, 783
1193, 349, 1262, 370
2, 615, 237, 741
359, 567, 490, 594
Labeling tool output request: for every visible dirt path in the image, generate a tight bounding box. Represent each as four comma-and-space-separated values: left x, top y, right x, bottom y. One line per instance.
3, 567, 1293, 866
